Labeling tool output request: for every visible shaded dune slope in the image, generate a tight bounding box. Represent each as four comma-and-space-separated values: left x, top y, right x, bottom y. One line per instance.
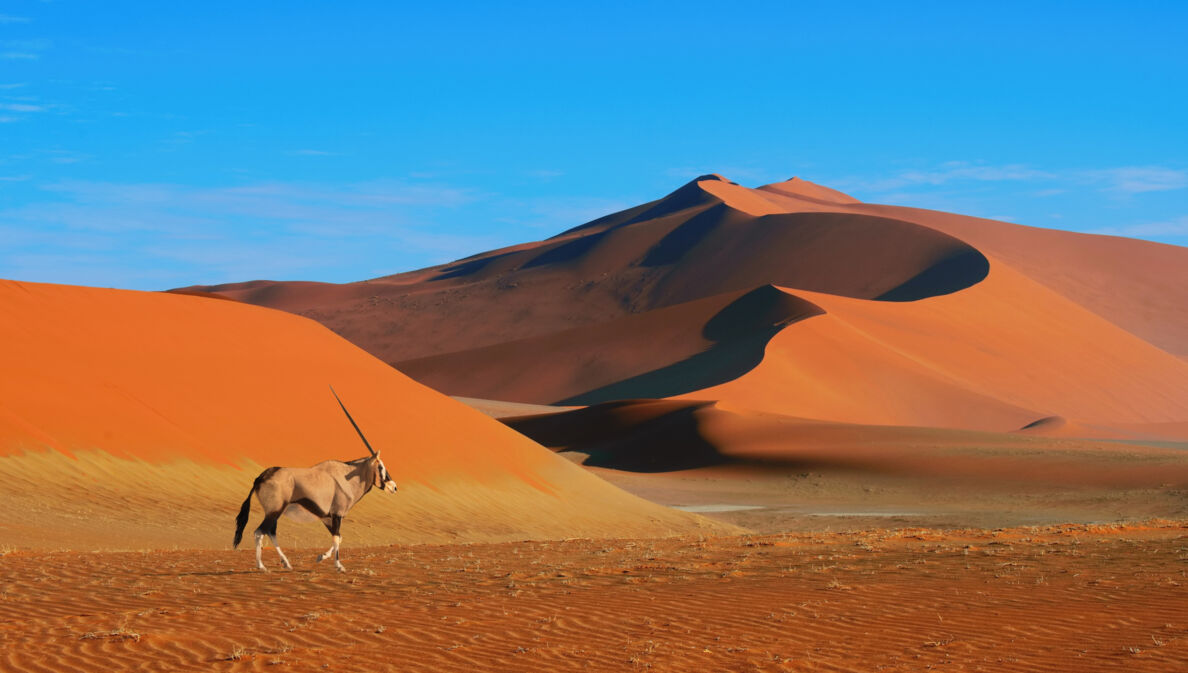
0, 280, 726, 550
400, 285, 823, 404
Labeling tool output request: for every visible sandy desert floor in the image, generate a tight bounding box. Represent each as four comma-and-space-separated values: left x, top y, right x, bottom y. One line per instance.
3, 522, 1186, 672
589, 462, 1188, 533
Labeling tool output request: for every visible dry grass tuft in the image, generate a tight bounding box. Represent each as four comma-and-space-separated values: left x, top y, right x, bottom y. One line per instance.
79, 628, 141, 643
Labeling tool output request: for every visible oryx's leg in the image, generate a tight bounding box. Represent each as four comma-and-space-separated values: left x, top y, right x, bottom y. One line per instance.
255, 512, 292, 571
316, 521, 336, 563
316, 515, 346, 572
254, 529, 266, 571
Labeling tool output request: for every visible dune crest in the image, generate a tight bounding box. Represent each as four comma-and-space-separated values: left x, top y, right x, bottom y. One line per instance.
757, 176, 860, 204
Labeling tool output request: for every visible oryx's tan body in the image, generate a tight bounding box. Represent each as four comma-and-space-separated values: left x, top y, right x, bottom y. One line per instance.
233, 454, 397, 572
233, 388, 397, 572
260, 458, 376, 522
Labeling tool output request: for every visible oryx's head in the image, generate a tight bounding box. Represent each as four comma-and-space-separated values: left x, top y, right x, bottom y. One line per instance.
371, 452, 398, 493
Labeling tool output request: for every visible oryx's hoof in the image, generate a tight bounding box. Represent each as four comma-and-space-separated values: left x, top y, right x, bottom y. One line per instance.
257, 565, 269, 573
335, 563, 347, 573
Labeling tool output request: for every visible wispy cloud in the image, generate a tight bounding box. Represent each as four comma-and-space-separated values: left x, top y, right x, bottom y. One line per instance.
896, 162, 1054, 186
498, 195, 636, 231
0, 15, 30, 24
0, 103, 43, 112
835, 161, 1188, 198
834, 161, 1055, 193
3, 39, 51, 51
1094, 216, 1188, 239
1087, 166, 1188, 194
0, 178, 491, 288
289, 149, 340, 156
46, 151, 89, 164
36, 179, 477, 226
1, 38, 49, 61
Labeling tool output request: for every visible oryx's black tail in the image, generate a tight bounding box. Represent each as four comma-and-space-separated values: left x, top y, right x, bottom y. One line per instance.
233, 467, 279, 548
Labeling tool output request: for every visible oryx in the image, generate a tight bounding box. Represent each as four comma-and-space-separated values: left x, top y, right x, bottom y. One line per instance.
232, 387, 398, 572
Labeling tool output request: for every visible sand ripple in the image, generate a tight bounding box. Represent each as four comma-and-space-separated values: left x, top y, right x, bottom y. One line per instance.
2, 523, 1186, 671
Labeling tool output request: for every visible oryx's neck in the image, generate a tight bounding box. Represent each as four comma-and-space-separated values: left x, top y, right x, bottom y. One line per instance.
341, 456, 376, 501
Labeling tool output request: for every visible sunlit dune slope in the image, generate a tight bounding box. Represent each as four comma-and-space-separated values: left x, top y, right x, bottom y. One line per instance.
853, 203, 1188, 358
0, 280, 727, 550
685, 267, 1188, 432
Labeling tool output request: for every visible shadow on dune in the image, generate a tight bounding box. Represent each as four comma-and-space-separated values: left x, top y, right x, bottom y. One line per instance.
558, 285, 824, 405
643, 211, 994, 307
504, 399, 851, 473
876, 248, 990, 302
505, 400, 724, 471
433, 251, 518, 280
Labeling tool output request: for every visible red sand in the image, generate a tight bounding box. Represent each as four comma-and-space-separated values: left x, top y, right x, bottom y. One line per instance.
3, 524, 1186, 672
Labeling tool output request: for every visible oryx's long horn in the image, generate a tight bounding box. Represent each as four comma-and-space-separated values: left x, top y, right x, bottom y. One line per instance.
330, 385, 377, 457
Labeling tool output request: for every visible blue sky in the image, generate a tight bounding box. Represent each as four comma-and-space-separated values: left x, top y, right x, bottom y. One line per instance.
1, 1, 1186, 290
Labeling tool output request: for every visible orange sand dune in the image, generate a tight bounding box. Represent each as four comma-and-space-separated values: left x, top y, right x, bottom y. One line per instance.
0, 280, 726, 550
686, 266, 1188, 432
853, 203, 1188, 358
185, 175, 991, 365
184, 173, 1188, 438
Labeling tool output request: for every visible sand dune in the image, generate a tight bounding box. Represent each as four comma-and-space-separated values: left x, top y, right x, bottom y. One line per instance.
686, 269, 1188, 432
0, 280, 727, 550
184, 175, 994, 363
401, 286, 824, 404
853, 203, 1188, 358
183, 174, 1188, 445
